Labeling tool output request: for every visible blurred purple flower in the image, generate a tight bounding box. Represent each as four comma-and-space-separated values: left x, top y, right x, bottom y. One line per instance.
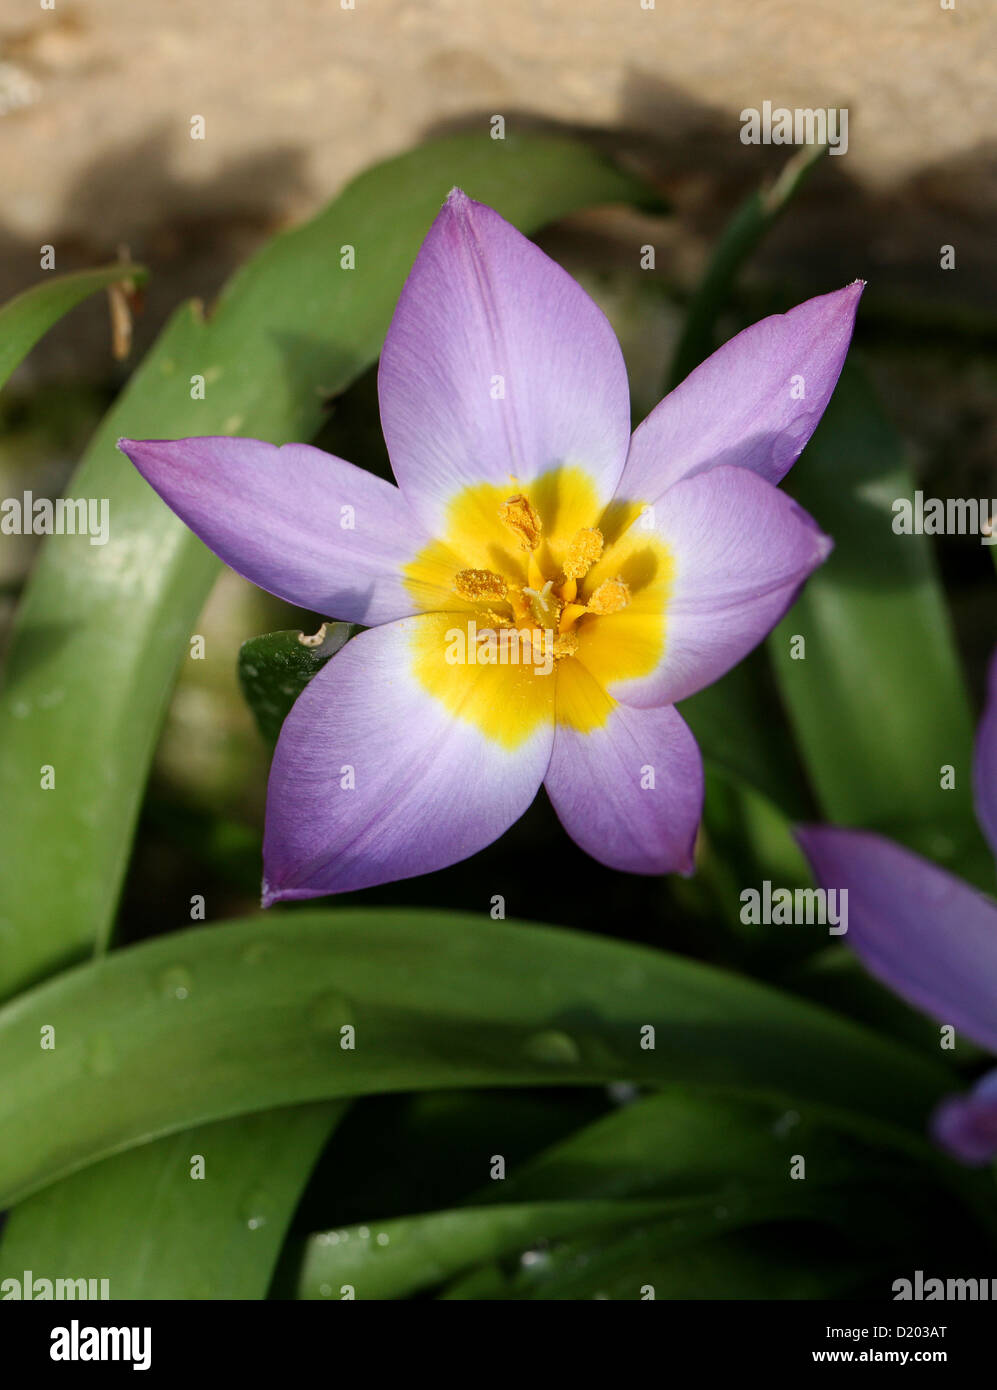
798, 650, 997, 1165
120, 190, 861, 902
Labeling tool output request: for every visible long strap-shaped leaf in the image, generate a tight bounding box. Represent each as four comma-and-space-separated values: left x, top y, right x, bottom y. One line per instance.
292, 1087, 959, 1300
0, 263, 146, 392
0, 911, 953, 1209
294, 1194, 825, 1300
0, 133, 644, 1002
771, 366, 988, 888
0, 1104, 344, 1299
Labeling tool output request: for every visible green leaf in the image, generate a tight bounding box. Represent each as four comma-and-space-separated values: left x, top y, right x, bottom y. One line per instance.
498, 1087, 931, 1203
680, 651, 811, 818
770, 366, 989, 887
494, 1083, 996, 1244
238, 624, 356, 745
0, 132, 645, 1002
0, 1104, 343, 1300
0, 910, 953, 1209
294, 1085, 960, 1300
470, 1224, 875, 1300
0, 263, 147, 393
295, 1199, 676, 1300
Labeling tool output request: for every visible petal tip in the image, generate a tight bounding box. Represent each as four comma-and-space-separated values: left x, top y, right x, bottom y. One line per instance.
443, 186, 475, 221
930, 1090, 997, 1168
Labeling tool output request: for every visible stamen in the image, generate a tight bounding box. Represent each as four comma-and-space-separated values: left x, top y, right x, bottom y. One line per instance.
563, 528, 604, 581
499, 493, 542, 552
506, 587, 532, 624
587, 578, 630, 616
526, 550, 545, 591
558, 602, 589, 634
454, 568, 508, 602
559, 578, 632, 633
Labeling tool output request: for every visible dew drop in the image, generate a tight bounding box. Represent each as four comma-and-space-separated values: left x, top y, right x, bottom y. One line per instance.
157, 966, 193, 1001
772, 1109, 800, 1137
240, 1188, 274, 1232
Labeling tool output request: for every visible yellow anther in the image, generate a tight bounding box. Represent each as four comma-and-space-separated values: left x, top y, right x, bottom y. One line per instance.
454, 568, 508, 602
587, 578, 631, 616
499, 493, 543, 551
559, 578, 631, 633
563, 527, 604, 581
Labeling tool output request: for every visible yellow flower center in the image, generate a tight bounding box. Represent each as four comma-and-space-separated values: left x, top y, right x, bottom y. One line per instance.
404, 466, 674, 748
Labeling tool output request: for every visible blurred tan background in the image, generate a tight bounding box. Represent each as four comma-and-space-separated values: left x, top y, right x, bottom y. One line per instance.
1, 0, 995, 382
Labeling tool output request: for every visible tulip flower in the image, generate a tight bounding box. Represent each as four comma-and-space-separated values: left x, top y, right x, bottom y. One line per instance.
120, 190, 861, 902
798, 650, 997, 1165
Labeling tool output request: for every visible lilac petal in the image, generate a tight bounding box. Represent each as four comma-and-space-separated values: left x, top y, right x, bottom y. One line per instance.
118, 436, 423, 625
796, 825, 997, 1054
974, 647, 997, 863
545, 663, 703, 875
931, 1069, 997, 1167
602, 465, 831, 709
263, 616, 554, 901
619, 283, 863, 505
378, 188, 632, 533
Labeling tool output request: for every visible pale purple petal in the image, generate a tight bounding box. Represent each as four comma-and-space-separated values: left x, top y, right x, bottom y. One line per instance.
545, 671, 703, 875
378, 188, 631, 533
931, 1069, 997, 1166
263, 616, 554, 901
118, 436, 423, 625
619, 283, 863, 505
974, 647, 997, 863
796, 826, 997, 1054
608, 465, 831, 709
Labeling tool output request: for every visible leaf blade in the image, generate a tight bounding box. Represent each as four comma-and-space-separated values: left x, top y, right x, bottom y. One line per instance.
0, 1104, 343, 1300
0, 910, 953, 1209
0, 263, 146, 392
